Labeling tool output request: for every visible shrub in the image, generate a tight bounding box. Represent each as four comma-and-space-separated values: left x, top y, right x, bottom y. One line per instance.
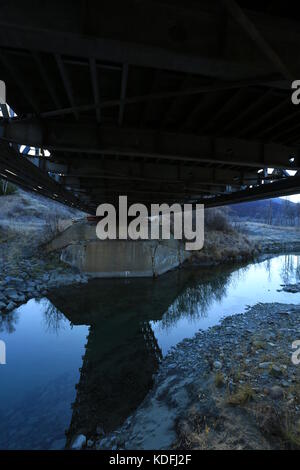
205, 207, 233, 233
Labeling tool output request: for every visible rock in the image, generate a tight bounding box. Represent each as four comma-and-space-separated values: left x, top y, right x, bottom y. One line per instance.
213, 360, 222, 370
96, 438, 110, 450
259, 362, 273, 369
269, 386, 284, 399
0, 301, 6, 310
71, 434, 86, 450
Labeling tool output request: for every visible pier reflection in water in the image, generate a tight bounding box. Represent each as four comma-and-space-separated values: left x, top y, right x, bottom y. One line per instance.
0, 254, 299, 449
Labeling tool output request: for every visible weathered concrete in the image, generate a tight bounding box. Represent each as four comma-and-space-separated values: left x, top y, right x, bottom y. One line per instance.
46, 220, 190, 278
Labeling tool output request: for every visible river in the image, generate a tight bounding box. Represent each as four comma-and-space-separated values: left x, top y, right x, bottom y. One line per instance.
0, 253, 299, 449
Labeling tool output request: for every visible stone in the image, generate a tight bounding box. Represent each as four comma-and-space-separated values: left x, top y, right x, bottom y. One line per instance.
259, 362, 273, 369
71, 434, 86, 450
269, 386, 284, 399
96, 438, 110, 450
213, 360, 222, 370
0, 301, 6, 310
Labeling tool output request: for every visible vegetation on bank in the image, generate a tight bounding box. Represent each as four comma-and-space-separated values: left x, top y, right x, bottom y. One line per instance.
190, 207, 258, 266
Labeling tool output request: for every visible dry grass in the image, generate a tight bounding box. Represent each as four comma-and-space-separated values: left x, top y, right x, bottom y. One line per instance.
205, 208, 233, 233
191, 224, 257, 265
281, 421, 300, 449
254, 404, 300, 450
226, 384, 255, 406
214, 371, 225, 388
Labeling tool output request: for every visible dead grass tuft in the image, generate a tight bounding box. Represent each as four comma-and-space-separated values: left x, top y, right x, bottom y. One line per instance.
226, 384, 255, 406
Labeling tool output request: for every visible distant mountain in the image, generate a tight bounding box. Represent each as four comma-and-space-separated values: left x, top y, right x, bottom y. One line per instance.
229, 198, 300, 224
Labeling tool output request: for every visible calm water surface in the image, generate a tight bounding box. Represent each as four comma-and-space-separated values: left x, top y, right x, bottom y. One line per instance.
0, 254, 299, 449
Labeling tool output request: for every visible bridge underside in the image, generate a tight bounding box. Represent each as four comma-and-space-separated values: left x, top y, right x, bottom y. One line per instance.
1, 0, 300, 212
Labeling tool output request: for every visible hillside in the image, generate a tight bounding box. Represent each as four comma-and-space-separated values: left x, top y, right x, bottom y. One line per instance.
229, 198, 300, 225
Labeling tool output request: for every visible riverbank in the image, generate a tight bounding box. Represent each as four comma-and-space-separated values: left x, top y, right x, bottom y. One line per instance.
0, 248, 89, 313
243, 222, 300, 254
189, 227, 258, 266
83, 302, 300, 450
1, 203, 300, 313
0, 190, 87, 313
189, 222, 300, 268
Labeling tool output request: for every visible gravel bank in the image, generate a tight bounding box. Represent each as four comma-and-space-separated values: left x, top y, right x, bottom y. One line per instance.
82, 302, 300, 451
0, 250, 90, 314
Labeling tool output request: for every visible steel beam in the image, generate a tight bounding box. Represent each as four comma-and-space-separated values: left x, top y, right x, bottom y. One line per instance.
200, 174, 300, 207
1, 120, 297, 170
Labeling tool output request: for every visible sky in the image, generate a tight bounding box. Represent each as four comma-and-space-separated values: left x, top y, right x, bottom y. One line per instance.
282, 194, 300, 203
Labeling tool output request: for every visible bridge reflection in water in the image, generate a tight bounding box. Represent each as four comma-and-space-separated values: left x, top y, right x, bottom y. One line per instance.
47, 264, 242, 443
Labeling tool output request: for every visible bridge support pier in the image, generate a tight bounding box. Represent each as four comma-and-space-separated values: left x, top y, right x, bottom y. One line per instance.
46, 220, 191, 278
